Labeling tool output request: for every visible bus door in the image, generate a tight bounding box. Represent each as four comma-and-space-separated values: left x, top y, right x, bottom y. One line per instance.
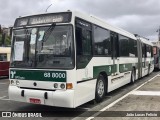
137, 38, 142, 78
111, 32, 119, 75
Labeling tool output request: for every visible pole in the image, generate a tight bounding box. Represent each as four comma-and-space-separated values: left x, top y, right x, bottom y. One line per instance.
45, 4, 52, 12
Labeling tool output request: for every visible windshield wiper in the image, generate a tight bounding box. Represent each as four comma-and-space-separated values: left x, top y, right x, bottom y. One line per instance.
43, 23, 56, 42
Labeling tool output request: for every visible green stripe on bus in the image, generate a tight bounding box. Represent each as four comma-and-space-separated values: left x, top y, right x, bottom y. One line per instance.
10, 69, 66, 82
119, 63, 132, 73
93, 63, 135, 78
93, 61, 153, 78
93, 64, 117, 78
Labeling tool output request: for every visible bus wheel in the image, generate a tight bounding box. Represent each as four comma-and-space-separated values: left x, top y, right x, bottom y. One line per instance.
95, 75, 106, 103
130, 69, 135, 84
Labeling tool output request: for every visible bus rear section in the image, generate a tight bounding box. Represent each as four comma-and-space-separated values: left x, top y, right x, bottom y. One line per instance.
153, 46, 160, 69
0, 47, 11, 77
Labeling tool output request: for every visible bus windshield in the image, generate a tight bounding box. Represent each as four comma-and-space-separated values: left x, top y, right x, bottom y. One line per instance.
11, 25, 74, 69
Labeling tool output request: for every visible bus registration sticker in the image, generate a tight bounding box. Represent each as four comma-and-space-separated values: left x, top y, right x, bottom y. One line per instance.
27, 97, 44, 104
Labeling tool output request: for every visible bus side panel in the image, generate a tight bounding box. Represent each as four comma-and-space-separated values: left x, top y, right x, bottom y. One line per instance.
74, 57, 112, 107
108, 57, 138, 92
74, 59, 96, 107
0, 61, 10, 76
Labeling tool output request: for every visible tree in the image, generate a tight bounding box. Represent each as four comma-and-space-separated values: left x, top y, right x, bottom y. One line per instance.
0, 33, 2, 45
0, 27, 11, 46
6, 35, 11, 45
0, 25, 2, 34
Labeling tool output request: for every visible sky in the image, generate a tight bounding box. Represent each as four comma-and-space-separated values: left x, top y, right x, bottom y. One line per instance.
0, 0, 160, 41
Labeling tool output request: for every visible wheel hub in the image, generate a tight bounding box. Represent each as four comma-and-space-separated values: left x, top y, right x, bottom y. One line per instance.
97, 80, 104, 97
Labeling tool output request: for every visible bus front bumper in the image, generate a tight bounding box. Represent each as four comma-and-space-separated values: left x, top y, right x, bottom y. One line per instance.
8, 86, 75, 108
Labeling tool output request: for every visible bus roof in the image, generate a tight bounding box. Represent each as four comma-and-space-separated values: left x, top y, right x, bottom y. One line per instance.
15, 10, 152, 43
139, 37, 153, 46
0, 47, 11, 54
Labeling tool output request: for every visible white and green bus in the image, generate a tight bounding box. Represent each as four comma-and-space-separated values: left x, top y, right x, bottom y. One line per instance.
9, 11, 154, 108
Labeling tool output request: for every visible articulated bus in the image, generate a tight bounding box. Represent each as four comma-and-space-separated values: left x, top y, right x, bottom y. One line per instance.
9, 11, 154, 108
153, 46, 160, 70
0, 47, 11, 77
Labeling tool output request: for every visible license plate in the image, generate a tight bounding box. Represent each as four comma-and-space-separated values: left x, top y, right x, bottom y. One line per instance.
29, 98, 42, 104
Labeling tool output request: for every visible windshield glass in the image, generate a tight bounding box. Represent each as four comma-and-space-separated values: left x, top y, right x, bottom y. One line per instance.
11, 25, 74, 69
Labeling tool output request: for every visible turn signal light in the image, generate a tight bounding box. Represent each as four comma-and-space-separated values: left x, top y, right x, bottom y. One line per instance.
66, 83, 73, 89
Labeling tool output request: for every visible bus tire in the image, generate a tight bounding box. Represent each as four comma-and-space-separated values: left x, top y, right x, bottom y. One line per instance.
95, 75, 106, 103
130, 69, 135, 84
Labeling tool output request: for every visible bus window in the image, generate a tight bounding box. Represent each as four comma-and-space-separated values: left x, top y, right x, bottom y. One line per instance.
0, 54, 7, 61
142, 43, 147, 58
151, 46, 153, 57
93, 26, 111, 56
146, 45, 151, 57
128, 39, 137, 57
76, 19, 92, 69
119, 35, 129, 57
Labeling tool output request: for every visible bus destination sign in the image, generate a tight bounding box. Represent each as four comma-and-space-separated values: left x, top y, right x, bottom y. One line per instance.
29, 15, 63, 25
15, 12, 72, 27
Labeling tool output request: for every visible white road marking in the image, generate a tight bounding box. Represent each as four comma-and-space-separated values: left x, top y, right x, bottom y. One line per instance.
0, 83, 7, 85
77, 107, 90, 110
85, 74, 159, 120
0, 98, 10, 101
0, 96, 7, 99
130, 91, 160, 96
86, 117, 94, 120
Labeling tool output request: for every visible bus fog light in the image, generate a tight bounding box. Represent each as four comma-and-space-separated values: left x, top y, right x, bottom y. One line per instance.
54, 83, 58, 88
16, 80, 20, 85
60, 84, 65, 89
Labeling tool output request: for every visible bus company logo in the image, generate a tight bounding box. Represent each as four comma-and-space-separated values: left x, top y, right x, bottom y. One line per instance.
10, 71, 16, 79
44, 72, 66, 79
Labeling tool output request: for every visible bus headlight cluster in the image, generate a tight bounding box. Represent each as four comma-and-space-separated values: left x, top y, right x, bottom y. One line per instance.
54, 83, 58, 88
10, 80, 20, 86
53, 83, 66, 89
16, 80, 20, 85
10, 80, 15, 85
60, 84, 65, 89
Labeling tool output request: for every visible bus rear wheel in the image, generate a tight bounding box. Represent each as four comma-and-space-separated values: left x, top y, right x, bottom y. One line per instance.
95, 75, 106, 103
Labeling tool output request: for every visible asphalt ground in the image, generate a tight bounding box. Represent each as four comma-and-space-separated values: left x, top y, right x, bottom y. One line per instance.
83, 73, 160, 120
0, 71, 160, 120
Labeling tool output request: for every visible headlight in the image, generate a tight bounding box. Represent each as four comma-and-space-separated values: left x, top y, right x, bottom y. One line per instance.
16, 80, 20, 85
53, 83, 58, 88
10, 80, 15, 85
60, 84, 65, 89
